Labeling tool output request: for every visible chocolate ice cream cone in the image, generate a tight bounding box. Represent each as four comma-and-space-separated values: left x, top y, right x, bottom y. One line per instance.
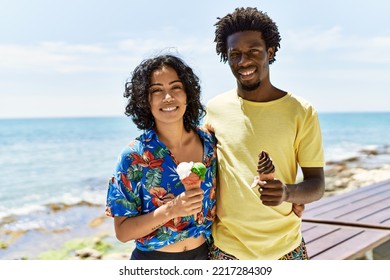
257, 151, 275, 181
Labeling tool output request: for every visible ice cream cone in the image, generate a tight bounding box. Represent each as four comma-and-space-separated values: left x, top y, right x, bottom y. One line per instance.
181, 172, 202, 190
176, 161, 206, 190
176, 161, 206, 220
257, 150, 275, 181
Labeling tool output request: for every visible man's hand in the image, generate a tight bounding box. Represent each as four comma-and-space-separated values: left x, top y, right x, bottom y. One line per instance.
258, 179, 288, 206
292, 203, 305, 217
251, 176, 305, 217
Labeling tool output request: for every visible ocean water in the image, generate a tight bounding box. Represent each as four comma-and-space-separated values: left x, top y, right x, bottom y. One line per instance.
0, 113, 390, 232
319, 112, 390, 166
0, 116, 135, 230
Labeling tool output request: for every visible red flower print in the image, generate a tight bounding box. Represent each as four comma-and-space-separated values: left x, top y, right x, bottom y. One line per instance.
209, 185, 216, 200
137, 231, 157, 245
131, 151, 164, 171
164, 217, 189, 232
120, 173, 132, 191
196, 211, 204, 224
150, 187, 168, 207
206, 204, 216, 221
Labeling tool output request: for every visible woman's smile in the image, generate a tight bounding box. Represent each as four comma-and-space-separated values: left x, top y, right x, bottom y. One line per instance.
160, 106, 179, 112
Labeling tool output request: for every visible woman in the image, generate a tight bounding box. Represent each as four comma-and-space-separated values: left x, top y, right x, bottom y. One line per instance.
105, 54, 217, 260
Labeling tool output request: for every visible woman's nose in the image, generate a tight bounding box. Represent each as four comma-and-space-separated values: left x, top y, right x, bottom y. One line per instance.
163, 91, 174, 103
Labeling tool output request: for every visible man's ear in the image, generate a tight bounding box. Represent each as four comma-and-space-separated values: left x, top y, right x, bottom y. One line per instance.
268, 47, 275, 61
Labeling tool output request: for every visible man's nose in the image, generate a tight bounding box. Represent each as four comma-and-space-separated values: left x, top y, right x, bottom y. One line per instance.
238, 53, 251, 66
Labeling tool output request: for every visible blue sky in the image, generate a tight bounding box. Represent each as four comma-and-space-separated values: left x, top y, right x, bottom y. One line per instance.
1, 0, 389, 118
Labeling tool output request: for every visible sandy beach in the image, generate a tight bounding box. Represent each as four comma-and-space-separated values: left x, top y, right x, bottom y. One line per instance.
1, 146, 390, 260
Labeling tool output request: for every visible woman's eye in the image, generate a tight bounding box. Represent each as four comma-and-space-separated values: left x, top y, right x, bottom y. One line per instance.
150, 88, 161, 94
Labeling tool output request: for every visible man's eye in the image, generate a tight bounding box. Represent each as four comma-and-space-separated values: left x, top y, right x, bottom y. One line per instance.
229, 52, 239, 59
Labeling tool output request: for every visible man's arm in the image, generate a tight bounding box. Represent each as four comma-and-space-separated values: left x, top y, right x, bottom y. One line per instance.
287, 167, 325, 204
259, 167, 325, 206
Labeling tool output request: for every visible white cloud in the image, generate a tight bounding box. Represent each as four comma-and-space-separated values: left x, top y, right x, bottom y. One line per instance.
284, 27, 390, 65
0, 42, 107, 73
285, 26, 343, 51
40, 42, 107, 54
0, 95, 124, 119
343, 36, 390, 64
118, 38, 168, 53
0, 36, 213, 76
0, 44, 70, 70
117, 37, 212, 56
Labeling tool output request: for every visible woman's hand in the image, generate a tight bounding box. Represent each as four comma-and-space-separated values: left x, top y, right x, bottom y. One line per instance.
167, 188, 204, 217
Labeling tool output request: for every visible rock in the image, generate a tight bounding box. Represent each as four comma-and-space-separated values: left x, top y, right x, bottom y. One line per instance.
325, 164, 347, 176
47, 202, 69, 212
360, 146, 379, 156
324, 162, 390, 197
102, 252, 129, 260
89, 216, 106, 227
0, 240, 8, 249
74, 248, 102, 259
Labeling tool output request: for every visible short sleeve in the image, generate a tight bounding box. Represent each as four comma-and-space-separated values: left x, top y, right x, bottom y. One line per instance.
105, 142, 143, 217
296, 107, 325, 167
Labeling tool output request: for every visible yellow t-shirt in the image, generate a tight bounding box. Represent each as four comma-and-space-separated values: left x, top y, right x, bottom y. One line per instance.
204, 89, 325, 259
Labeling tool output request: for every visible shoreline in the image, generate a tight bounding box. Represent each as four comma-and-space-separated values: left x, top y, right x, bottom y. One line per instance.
1, 146, 390, 260
323, 146, 390, 197
0, 205, 133, 260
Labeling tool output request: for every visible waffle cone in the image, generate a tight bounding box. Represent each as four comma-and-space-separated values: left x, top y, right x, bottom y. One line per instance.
181, 172, 202, 190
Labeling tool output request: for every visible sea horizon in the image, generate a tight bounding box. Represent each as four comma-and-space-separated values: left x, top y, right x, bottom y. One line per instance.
1, 110, 390, 120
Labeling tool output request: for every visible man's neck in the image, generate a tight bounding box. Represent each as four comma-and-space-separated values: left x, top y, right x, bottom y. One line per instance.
237, 84, 286, 102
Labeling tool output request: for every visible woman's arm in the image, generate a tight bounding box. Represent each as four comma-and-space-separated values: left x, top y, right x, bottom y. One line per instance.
114, 188, 204, 242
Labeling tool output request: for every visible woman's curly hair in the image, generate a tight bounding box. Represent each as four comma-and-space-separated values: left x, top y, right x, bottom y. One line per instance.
124, 54, 205, 132
214, 7, 281, 64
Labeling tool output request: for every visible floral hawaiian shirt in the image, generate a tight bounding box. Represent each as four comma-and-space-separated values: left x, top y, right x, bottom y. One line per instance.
106, 127, 217, 251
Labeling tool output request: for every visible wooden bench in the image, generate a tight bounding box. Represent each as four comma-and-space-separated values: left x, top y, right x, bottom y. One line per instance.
302, 221, 390, 260
303, 179, 390, 229
302, 179, 390, 259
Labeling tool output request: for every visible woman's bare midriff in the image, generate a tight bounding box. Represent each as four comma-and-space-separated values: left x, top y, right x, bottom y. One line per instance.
156, 235, 206, 252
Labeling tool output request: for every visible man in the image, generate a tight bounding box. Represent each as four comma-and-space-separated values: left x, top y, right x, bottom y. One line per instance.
204, 7, 325, 260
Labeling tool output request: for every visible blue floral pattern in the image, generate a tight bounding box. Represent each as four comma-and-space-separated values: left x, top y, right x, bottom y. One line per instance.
106, 127, 217, 251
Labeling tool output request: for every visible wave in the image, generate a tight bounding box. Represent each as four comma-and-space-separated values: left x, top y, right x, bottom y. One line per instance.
0, 196, 106, 232
325, 143, 390, 164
